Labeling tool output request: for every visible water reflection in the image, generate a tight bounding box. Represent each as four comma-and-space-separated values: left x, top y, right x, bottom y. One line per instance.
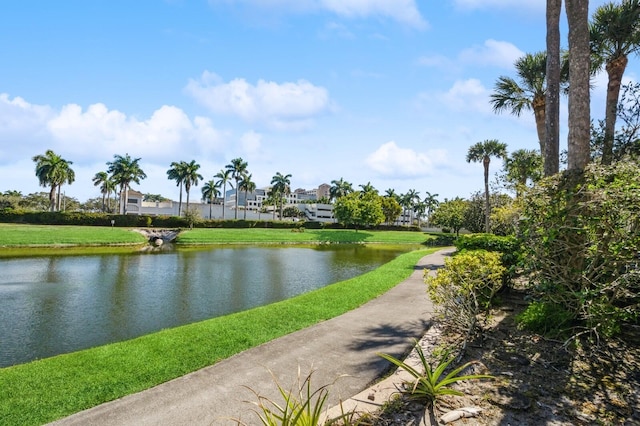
0, 245, 410, 367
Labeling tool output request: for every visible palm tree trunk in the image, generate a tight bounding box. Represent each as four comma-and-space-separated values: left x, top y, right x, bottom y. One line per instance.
483, 157, 491, 233
234, 181, 239, 219
565, 0, 591, 171
545, 0, 562, 176
185, 187, 190, 215
222, 183, 226, 220
244, 190, 248, 220
603, 57, 628, 165
209, 197, 212, 219
178, 183, 183, 216
49, 185, 56, 212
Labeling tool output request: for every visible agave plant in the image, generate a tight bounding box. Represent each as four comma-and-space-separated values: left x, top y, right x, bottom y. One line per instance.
378, 340, 493, 408
238, 367, 357, 426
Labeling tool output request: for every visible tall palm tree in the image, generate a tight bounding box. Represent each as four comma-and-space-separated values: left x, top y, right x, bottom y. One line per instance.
466, 139, 508, 233
226, 158, 248, 219
32, 149, 75, 212
181, 160, 203, 214
546, 0, 562, 176
167, 161, 187, 216
270, 172, 292, 220
92, 171, 114, 212
214, 168, 233, 220
491, 51, 569, 173
107, 153, 146, 215
423, 192, 440, 227
201, 179, 221, 219
239, 173, 256, 220
329, 178, 353, 202
590, 0, 640, 165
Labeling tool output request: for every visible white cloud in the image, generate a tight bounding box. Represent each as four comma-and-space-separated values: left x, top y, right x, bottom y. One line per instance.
459, 39, 524, 69
240, 130, 263, 158
365, 141, 447, 177
451, 0, 543, 12
47, 103, 225, 162
0, 94, 55, 161
418, 79, 492, 115
209, 0, 427, 29
185, 71, 332, 130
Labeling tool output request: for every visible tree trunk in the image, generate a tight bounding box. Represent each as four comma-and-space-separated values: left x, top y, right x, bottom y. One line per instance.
178, 183, 183, 217
602, 56, 628, 165
565, 0, 591, 171
49, 185, 56, 212
545, 0, 561, 176
483, 157, 491, 233
533, 94, 547, 156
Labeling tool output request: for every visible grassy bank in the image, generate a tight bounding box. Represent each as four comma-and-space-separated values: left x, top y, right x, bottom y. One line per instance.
0, 248, 437, 425
0, 224, 146, 247
176, 228, 435, 245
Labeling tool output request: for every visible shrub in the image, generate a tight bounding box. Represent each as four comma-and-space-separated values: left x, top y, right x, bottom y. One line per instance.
455, 234, 522, 285
425, 250, 505, 340
520, 161, 640, 339
515, 301, 573, 338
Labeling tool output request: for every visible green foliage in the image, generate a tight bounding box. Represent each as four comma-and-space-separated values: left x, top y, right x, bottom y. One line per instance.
426, 250, 505, 336
515, 301, 573, 337
333, 192, 384, 229
430, 198, 468, 235
520, 161, 640, 338
463, 192, 514, 234
378, 341, 492, 408
454, 234, 521, 284
380, 196, 402, 225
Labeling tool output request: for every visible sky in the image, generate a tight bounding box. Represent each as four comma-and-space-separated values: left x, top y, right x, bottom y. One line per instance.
1, 0, 636, 204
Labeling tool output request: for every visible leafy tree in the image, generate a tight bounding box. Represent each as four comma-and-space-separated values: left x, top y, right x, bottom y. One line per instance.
464, 192, 514, 234
143, 193, 169, 202
226, 158, 248, 219
329, 178, 353, 202
21, 192, 51, 211
107, 153, 146, 214
502, 149, 543, 197
167, 161, 187, 216
466, 139, 508, 233
270, 172, 292, 220
239, 173, 256, 220
333, 191, 384, 230
282, 206, 303, 219
32, 149, 75, 212
214, 168, 233, 220
590, 0, 640, 165
380, 195, 402, 225
201, 179, 221, 220
430, 198, 468, 236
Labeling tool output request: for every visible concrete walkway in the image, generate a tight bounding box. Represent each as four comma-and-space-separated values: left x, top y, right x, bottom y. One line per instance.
50, 248, 454, 426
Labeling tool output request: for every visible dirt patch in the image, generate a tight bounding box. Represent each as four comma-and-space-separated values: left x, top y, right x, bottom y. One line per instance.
368, 289, 640, 425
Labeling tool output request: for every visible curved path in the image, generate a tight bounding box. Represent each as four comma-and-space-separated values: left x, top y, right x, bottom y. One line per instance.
50, 248, 454, 426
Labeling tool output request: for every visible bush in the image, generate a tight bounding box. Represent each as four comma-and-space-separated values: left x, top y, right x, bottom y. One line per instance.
520, 161, 640, 338
425, 250, 506, 339
516, 301, 573, 338
455, 233, 522, 286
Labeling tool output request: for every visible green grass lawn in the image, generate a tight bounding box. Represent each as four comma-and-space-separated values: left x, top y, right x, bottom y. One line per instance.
176, 228, 435, 245
0, 248, 438, 425
0, 224, 147, 247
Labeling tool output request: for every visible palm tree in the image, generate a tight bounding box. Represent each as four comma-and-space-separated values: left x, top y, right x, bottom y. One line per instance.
503, 149, 543, 197
590, 0, 640, 165
404, 189, 420, 225
359, 182, 378, 196
491, 51, 569, 173
181, 160, 203, 214
239, 173, 256, 220
167, 161, 187, 216
32, 149, 75, 212
546, 0, 562, 176
270, 172, 292, 220
107, 153, 146, 215
423, 192, 440, 227
201, 179, 221, 219
329, 178, 353, 202
466, 139, 508, 233
92, 171, 114, 212
214, 168, 233, 220
226, 158, 248, 219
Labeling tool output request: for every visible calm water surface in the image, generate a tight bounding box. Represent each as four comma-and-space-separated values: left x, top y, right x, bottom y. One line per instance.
0, 245, 410, 367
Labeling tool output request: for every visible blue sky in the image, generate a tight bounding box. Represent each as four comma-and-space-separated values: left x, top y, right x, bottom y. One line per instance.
0, 0, 634, 203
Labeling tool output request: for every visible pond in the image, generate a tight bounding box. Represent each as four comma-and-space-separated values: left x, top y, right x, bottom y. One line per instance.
0, 244, 412, 368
